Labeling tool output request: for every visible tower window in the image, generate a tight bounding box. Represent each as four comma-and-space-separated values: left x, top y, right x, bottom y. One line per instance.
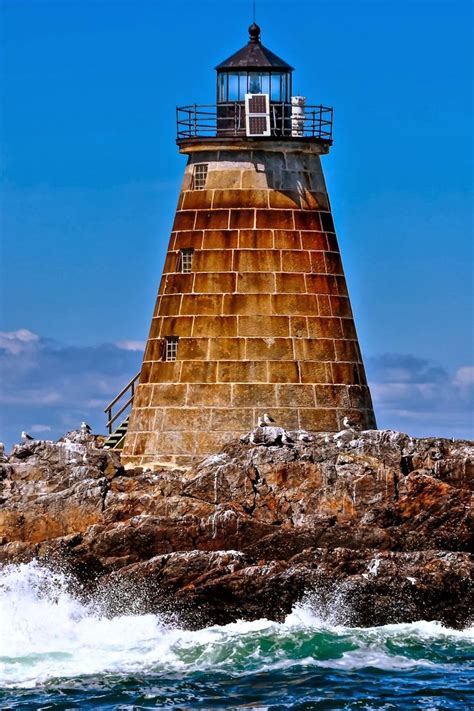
192, 163, 208, 190
164, 336, 179, 362
177, 248, 194, 273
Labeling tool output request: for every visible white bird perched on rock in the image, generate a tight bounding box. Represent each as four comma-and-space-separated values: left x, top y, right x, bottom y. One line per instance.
257, 416, 265, 427
342, 416, 360, 430
281, 431, 294, 445
263, 413, 276, 425
80, 421, 92, 434
297, 431, 313, 442
21, 431, 34, 443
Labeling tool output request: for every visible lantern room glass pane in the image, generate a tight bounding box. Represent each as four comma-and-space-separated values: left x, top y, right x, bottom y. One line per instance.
271, 73, 283, 101
218, 73, 228, 102
228, 74, 239, 101
248, 72, 262, 95
238, 73, 247, 100
261, 73, 270, 96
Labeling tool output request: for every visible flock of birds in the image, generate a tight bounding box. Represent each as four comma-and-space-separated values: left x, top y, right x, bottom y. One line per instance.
19, 422, 92, 445
7, 415, 361, 453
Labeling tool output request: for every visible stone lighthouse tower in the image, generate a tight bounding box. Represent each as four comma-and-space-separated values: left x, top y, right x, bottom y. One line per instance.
120, 23, 376, 468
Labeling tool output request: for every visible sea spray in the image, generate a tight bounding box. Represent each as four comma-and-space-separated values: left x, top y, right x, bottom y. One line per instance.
0, 561, 473, 708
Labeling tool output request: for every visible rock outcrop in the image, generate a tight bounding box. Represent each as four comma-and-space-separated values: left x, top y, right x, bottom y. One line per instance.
0, 428, 472, 628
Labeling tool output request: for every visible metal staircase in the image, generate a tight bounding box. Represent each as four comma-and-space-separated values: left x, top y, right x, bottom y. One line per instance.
103, 372, 140, 449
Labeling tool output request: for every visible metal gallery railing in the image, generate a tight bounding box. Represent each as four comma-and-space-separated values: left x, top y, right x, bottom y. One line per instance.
176, 102, 333, 141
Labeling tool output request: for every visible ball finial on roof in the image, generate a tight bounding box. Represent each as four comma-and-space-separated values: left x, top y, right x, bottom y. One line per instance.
248, 22, 261, 43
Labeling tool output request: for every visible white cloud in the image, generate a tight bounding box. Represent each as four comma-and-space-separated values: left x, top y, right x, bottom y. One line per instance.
30, 424, 53, 433
453, 366, 474, 389
0, 329, 40, 354
115, 340, 146, 352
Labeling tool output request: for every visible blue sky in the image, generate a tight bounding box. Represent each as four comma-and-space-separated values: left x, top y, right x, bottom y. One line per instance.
0, 0, 472, 447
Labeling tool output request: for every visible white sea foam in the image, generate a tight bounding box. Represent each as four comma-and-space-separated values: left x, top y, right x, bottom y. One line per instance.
0, 561, 471, 688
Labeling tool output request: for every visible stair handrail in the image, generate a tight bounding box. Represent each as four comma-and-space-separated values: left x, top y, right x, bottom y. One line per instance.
104, 372, 140, 434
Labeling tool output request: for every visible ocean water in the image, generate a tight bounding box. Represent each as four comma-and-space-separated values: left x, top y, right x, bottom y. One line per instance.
0, 561, 472, 710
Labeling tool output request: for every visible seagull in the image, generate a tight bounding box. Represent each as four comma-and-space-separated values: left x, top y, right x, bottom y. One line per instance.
257, 416, 266, 427
342, 416, 360, 430
80, 421, 92, 434
263, 413, 276, 425
298, 431, 313, 442
21, 431, 34, 442
281, 431, 294, 446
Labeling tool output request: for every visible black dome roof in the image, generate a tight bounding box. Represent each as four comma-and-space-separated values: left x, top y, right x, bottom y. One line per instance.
216, 24, 294, 71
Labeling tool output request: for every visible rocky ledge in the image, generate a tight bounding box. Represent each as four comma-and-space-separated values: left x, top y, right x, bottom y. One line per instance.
0, 427, 472, 628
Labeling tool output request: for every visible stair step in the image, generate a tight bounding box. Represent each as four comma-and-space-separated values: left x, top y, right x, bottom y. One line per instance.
104, 417, 129, 450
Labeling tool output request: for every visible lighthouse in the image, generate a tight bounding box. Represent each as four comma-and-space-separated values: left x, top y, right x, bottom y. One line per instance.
118, 23, 376, 467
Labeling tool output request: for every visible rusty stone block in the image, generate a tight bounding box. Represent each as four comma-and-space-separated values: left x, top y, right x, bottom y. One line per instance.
267, 361, 299, 383
211, 408, 254, 431
177, 338, 210, 360
306, 317, 343, 339
150, 362, 181, 383
317, 295, 332, 316
223, 293, 272, 316
335, 276, 349, 297
132, 433, 148, 456
299, 408, 338, 432
300, 361, 331, 384
158, 295, 182, 316
327, 234, 339, 251
180, 294, 224, 316
232, 383, 277, 407
187, 383, 232, 407
229, 209, 255, 229
274, 230, 301, 249
256, 209, 294, 230
320, 211, 336, 232
149, 317, 162, 338
209, 338, 246, 360
193, 250, 233, 273
281, 251, 311, 272
202, 229, 238, 250
138, 363, 151, 384
234, 250, 281, 273
272, 293, 319, 316
151, 383, 187, 407
212, 189, 268, 209
245, 337, 294, 361
237, 272, 275, 293
277, 384, 315, 407
330, 296, 353, 318
132, 384, 153, 409
238, 229, 273, 249
294, 211, 321, 231
269, 190, 300, 209
129, 407, 154, 432
173, 211, 196, 231
144, 339, 162, 362
340, 318, 357, 341
206, 169, 242, 189
315, 384, 350, 408
173, 230, 204, 251
275, 273, 307, 293
309, 251, 328, 274
305, 274, 339, 295
164, 274, 194, 295
294, 339, 336, 362
182, 190, 214, 210
153, 409, 165, 431
162, 252, 177, 274
196, 431, 236, 453
192, 316, 237, 338
195, 210, 230, 230
194, 273, 236, 294
348, 385, 374, 411
238, 315, 289, 337
335, 339, 361, 362
357, 364, 368, 386
218, 360, 267, 383
325, 252, 344, 275
159, 316, 194, 337
301, 232, 327, 251
289, 316, 308, 337
180, 361, 217, 383
241, 170, 268, 189
300, 190, 322, 210
331, 362, 360, 385
266, 408, 299, 429
163, 408, 210, 431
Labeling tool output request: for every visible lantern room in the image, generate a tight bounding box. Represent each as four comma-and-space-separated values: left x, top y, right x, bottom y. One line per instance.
215, 23, 293, 104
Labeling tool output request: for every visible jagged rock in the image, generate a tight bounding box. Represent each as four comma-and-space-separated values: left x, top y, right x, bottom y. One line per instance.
0, 428, 472, 628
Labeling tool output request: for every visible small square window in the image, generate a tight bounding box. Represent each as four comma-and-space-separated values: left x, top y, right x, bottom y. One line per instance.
164, 336, 179, 362
177, 248, 194, 273
192, 163, 208, 190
